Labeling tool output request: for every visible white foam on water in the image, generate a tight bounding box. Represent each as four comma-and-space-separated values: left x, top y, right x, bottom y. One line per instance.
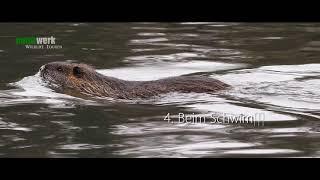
216, 63, 320, 118
216, 63, 320, 85
224, 149, 301, 155
215, 69, 299, 85
130, 37, 169, 44
137, 33, 166, 36
57, 144, 104, 150
9, 72, 71, 99
260, 63, 320, 74
4, 73, 93, 108
111, 121, 227, 136
120, 141, 258, 158
161, 140, 256, 152
180, 22, 214, 25
207, 24, 232, 27
260, 37, 284, 40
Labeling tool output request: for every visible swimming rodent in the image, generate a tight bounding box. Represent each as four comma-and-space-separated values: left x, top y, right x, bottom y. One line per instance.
39, 61, 230, 99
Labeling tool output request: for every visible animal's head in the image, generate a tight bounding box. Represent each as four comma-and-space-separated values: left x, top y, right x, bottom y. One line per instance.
39, 61, 97, 89
39, 61, 124, 98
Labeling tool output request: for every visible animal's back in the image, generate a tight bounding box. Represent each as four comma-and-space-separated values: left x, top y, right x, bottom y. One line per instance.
126, 76, 230, 98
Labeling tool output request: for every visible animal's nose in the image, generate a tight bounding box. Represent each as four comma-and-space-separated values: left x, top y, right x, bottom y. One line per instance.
39, 65, 46, 72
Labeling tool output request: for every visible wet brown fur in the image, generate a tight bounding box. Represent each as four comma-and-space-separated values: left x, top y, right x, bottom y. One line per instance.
40, 61, 230, 99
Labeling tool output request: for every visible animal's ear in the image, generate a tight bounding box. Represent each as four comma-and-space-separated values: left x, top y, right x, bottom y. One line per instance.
73, 66, 83, 78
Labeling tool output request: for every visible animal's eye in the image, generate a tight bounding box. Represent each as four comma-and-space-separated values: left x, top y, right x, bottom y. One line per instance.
73, 66, 82, 78
57, 67, 63, 72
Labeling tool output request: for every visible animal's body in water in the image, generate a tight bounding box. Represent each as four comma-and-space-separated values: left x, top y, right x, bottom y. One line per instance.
39, 62, 231, 99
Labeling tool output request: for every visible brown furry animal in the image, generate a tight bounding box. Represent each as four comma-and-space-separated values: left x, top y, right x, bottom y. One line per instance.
39, 61, 230, 99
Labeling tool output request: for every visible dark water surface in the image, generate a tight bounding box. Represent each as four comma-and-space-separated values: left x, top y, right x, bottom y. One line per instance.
0, 23, 320, 157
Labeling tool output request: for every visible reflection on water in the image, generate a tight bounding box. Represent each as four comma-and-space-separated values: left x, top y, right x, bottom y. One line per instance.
0, 23, 320, 157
